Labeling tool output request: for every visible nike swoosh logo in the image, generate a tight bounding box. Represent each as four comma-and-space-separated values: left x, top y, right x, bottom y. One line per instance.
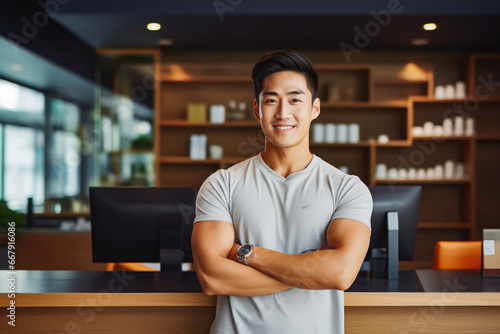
301, 204, 313, 209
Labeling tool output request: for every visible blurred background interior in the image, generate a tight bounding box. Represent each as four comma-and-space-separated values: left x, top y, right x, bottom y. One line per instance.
0, 0, 500, 270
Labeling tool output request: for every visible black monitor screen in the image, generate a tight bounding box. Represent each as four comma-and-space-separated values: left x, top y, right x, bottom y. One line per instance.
89, 187, 198, 264
367, 186, 421, 261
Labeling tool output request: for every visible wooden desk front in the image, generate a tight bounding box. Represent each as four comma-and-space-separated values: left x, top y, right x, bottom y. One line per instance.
1, 270, 499, 333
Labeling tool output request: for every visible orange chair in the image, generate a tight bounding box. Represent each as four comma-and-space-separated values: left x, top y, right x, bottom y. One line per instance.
432, 241, 482, 270
106, 263, 158, 271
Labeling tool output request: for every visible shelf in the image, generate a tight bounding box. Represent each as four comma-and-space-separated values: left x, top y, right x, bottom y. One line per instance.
418, 222, 472, 229
160, 75, 251, 83
475, 134, 500, 141
409, 96, 485, 104
412, 136, 474, 141
374, 79, 429, 84
375, 178, 472, 184
320, 101, 407, 108
311, 141, 373, 147
104, 148, 153, 155
160, 120, 259, 127
311, 140, 411, 147
375, 140, 412, 147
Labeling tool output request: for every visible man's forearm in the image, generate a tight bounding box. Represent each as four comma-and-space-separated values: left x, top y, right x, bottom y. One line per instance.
247, 246, 349, 290
195, 254, 293, 297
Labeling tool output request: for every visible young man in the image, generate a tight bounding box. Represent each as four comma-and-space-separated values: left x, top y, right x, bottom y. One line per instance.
192, 50, 372, 334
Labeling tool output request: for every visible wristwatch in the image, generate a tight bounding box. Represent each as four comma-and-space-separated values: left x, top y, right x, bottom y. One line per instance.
237, 244, 254, 266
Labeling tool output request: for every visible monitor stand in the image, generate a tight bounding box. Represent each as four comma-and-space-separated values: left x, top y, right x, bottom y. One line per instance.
370, 211, 399, 280
159, 213, 184, 279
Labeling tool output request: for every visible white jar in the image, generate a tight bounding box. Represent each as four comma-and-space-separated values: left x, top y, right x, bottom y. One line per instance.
348, 123, 360, 143
312, 123, 325, 143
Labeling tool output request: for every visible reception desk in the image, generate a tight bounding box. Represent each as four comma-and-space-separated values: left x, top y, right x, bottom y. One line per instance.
1, 270, 499, 333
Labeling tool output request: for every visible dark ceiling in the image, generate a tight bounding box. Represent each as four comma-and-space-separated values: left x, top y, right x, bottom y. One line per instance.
52, 0, 500, 51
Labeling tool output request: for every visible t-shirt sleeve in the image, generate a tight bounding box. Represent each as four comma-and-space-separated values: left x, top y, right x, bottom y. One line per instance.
194, 169, 233, 225
331, 175, 373, 232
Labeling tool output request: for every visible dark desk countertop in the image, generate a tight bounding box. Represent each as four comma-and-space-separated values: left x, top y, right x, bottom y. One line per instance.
1, 269, 499, 294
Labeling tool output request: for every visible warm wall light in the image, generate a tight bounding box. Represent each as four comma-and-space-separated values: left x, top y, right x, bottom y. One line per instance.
411, 38, 429, 46
158, 38, 174, 46
147, 22, 161, 31
423, 23, 437, 31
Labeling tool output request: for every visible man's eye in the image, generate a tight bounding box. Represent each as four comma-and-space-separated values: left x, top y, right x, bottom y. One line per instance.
291, 99, 301, 103
265, 99, 277, 103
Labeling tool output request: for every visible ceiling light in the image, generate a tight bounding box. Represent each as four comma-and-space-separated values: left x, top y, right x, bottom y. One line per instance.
10, 64, 23, 71
423, 23, 437, 31
147, 23, 161, 31
411, 38, 429, 46
158, 38, 174, 46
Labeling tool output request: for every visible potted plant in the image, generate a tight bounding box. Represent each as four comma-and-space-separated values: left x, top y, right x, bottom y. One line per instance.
0, 199, 25, 246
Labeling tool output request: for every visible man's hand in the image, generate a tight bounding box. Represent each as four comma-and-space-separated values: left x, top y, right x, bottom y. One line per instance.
241, 219, 370, 291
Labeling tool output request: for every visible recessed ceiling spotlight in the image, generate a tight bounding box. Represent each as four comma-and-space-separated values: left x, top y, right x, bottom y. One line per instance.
10, 64, 23, 71
423, 23, 437, 31
411, 38, 429, 46
147, 23, 161, 31
158, 38, 174, 46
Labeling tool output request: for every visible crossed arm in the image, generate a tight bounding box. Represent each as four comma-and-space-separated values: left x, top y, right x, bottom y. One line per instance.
192, 217, 370, 297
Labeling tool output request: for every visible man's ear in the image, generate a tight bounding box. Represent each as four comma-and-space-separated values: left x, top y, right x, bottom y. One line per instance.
311, 97, 321, 121
253, 99, 260, 122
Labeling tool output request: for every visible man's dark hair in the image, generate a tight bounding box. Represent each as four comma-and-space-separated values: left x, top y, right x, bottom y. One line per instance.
251, 49, 319, 103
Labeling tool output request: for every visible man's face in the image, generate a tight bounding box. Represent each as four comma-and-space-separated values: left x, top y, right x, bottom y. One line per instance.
253, 71, 320, 150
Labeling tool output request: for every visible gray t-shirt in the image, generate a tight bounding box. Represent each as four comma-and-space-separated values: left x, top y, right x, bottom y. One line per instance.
194, 153, 372, 334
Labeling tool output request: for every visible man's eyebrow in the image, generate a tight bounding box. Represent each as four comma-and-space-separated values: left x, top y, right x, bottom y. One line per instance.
262, 91, 278, 96
262, 90, 305, 96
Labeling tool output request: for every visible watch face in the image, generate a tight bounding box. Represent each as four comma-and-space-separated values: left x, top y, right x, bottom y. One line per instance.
237, 244, 252, 256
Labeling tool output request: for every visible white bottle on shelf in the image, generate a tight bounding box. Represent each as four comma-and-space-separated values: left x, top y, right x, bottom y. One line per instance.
337, 124, 348, 143
465, 117, 475, 136
408, 168, 417, 180
444, 160, 454, 179
375, 163, 387, 180
455, 81, 466, 99
443, 118, 453, 136
454, 116, 464, 136
312, 123, 325, 143
434, 164, 444, 179
325, 124, 336, 143
348, 123, 360, 143
455, 163, 465, 179
388, 168, 398, 180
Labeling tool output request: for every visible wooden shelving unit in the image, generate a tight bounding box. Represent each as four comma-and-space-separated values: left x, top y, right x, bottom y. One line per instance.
153, 53, 500, 264
466, 54, 500, 241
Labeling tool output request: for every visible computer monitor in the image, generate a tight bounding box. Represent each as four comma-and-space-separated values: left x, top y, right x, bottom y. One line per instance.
89, 187, 198, 272
366, 186, 422, 279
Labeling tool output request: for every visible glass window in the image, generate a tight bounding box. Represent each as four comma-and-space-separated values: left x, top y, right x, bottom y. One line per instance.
0, 78, 45, 211
4, 125, 44, 211
0, 80, 44, 114
48, 99, 81, 198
